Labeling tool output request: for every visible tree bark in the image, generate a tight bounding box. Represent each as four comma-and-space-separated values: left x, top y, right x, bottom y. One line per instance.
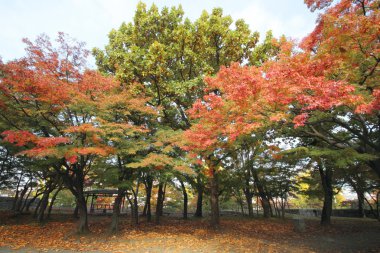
376, 191, 380, 221
244, 190, 254, 217
20, 187, 33, 213
180, 180, 188, 219
252, 169, 270, 218
268, 196, 274, 217
318, 161, 333, 226
61, 162, 90, 233
155, 182, 164, 224
130, 172, 141, 226
142, 196, 147, 216
209, 167, 220, 229
160, 183, 167, 216
73, 204, 79, 218
11, 175, 23, 212
357, 189, 366, 218
34, 183, 54, 219
280, 197, 286, 219
364, 196, 377, 218
368, 158, 380, 179
261, 197, 271, 218
37, 190, 50, 223
194, 176, 203, 217
47, 185, 62, 219
110, 189, 124, 232
15, 183, 29, 213
132, 191, 139, 225
125, 190, 135, 225
347, 175, 366, 218
25, 194, 38, 212
33, 197, 42, 218
144, 175, 153, 222
76, 192, 89, 234
53, 158, 91, 233
244, 167, 254, 217
238, 196, 245, 214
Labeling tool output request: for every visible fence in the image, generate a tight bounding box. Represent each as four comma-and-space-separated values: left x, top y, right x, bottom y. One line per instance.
285, 208, 377, 218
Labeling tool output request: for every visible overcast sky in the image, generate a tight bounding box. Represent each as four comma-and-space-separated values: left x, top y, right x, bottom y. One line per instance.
0, 0, 319, 64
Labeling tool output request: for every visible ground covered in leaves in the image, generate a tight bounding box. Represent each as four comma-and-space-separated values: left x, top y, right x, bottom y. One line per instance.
0, 212, 379, 252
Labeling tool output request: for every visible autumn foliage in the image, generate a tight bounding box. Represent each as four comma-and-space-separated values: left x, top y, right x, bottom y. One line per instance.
0, 33, 157, 233
184, 47, 360, 151
0, 0, 379, 244
0, 32, 156, 162
185, 0, 379, 151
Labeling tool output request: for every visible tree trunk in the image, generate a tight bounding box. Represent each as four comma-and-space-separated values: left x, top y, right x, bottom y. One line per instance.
209, 167, 220, 229
368, 158, 380, 179
261, 197, 271, 218
376, 191, 380, 221
194, 180, 203, 217
160, 183, 167, 216
11, 176, 22, 212
15, 184, 29, 213
270, 197, 280, 217
357, 190, 366, 218
268, 196, 274, 217
12, 190, 19, 211
238, 197, 245, 214
252, 169, 270, 218
20, 188, 33, 213
62, 162, 90, 233
73, 204, 79, 218
37, 191, 50, 223
127, 188, 139, 226
132, 173, 141, 225
142, 197, 147, 216
47, 186, 62, 219
110, 189, 124, 232
318, 162, 333, 226
132, 192, 139, 225
180, 180, 188, 220
155, 182, 164, 224
347, 176, 366, 218
33, 197, 42, 218
25, 194, 39, 212
144, 175, 153, 222
244, 190, 254, 218
244, 167, 254, 217
364, 196, 377, 218
34, 184, 54, 219
125, 191, 135, 225
280, 198, 286, 219
146, 183, 152, 222
76, 193, 89, 234
321, 191, 333, 226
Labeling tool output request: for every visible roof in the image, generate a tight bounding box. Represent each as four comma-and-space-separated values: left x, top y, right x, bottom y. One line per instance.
84, 189, 119, 195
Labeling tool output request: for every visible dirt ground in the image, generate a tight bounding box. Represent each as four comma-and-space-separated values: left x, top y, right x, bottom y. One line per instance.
0, 212, 379, 252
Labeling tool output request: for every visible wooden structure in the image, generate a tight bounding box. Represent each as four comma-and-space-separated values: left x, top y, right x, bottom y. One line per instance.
84, 189, 125, 214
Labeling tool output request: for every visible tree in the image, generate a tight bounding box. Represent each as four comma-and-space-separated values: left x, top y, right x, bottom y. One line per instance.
184, 0, 380, 227
0, 33, 152, 233
94, 2, 265, 228
299, 0, 380, 178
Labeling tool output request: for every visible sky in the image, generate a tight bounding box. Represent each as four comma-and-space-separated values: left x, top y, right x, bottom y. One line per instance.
0, 0, 319, 64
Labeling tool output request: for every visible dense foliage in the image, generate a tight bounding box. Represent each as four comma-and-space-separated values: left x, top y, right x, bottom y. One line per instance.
0, 0, 379, 234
